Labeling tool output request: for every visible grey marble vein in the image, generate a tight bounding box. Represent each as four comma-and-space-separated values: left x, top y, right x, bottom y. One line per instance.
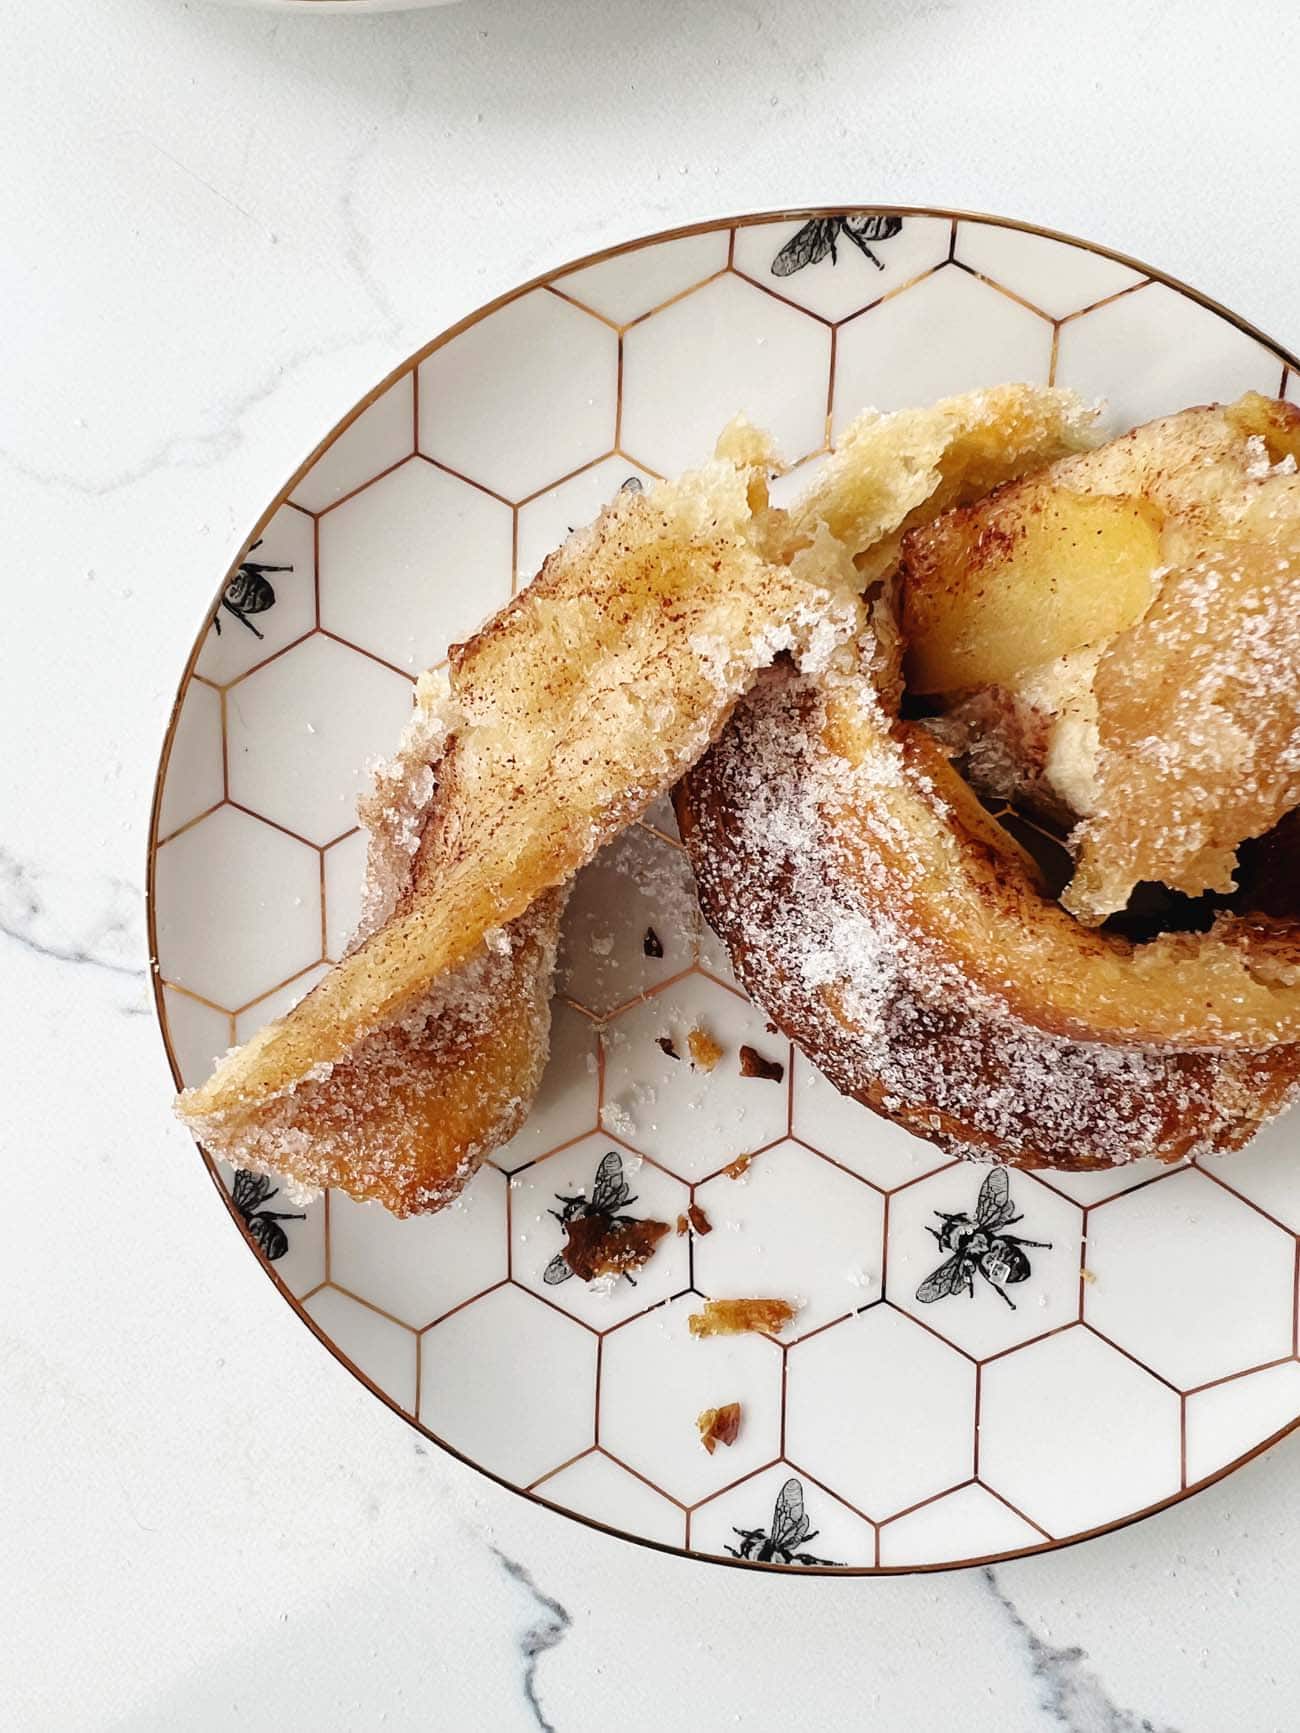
492, 1548, 573, 1733
982, 1568, 1179, 1733
0, 847, 146, 980
0, 321, 387, 500
335, 36, 415, 339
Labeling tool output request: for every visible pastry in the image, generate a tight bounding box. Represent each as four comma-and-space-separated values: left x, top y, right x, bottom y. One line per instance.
898, 393, 1300, 920
176, 384, 1097, 1209
192, 677, 566, 1215
178, 427, 859, 1206
677, 395, 1300, 1170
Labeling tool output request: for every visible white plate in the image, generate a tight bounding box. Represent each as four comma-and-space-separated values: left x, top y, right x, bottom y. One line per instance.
216, 2, 459, 11
150, 209, 1300, 1572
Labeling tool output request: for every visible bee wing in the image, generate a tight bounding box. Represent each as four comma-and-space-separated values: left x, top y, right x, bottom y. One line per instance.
916, 1255, 966, 1303
543, 1252, 574, 1286
247, 1215, 290, 1261
231, 1169, 272, 1215
976, 1166, 1013, 1229
619, 475, 644, 494
769, 1478, 807, 1550
590, 1150, 629, 1213
772, 219, 834, 277
843, 212, 902, 243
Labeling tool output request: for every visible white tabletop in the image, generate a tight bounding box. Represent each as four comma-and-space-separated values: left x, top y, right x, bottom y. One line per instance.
5, 0, 1300, 1726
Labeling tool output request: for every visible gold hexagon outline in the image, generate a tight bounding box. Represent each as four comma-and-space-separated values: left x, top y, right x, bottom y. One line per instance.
148, 205, 1300, 1578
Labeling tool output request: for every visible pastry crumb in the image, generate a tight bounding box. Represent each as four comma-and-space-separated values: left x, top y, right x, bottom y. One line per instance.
723, 1154, 752, 1181
556, 1214, 670, 1284
688, 1296, 800, 1338
696, 1401, 742, 1454
688, 1026, 723, 1070
677, 1205, 713, 1236
739, 1044, 784, 1082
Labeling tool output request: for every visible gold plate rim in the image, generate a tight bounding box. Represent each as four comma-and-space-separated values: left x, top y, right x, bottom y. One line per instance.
146, 205, 1300, 1577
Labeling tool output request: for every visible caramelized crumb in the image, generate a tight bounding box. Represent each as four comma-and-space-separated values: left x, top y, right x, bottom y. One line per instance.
723, 1154, 752, 1181
739, 1044, 785, 1083
558, 1214, 670, 1283
688, 1026, 723, 1070
696, 1401, 742, 1454
688, 1297, 799, 1338
687, 1202, 713, 1236
676, 1213, 690, 1236
656, 1035, 680, 1060
643, 927, 664, 959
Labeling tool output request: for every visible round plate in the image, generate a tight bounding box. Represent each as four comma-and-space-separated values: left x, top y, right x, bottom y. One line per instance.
219, 2, 458, 12
149, 208, 1300, 1574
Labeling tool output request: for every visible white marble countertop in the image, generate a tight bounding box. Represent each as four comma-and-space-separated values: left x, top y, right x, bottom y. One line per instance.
5, 0, 1300, 1726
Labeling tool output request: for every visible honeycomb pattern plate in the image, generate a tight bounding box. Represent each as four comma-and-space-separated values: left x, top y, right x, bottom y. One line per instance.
149, 209, 1300, 1573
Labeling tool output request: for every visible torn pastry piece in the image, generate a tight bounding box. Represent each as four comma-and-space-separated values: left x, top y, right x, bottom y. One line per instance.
1069, 481, 1300, 918
179, 429, 862, 1145
177, 384, 1096, 1209
196, 901, 564, 1216
185, 678, 566, 1215
786, 383, 1099, 577
681, 657, 1300, 1168
899, 394, 1300, 920
677, 394, 1300, 1170
686, 660, 1300, 1165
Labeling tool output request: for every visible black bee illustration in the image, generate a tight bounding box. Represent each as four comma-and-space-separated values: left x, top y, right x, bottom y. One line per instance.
230, 1169, 304, 1261
772, 213, 903, 277
726, 1477, 841, 1567
213, 539, 291, 638
915, 1167, 1051, 1310
543, 1149, 667, 1286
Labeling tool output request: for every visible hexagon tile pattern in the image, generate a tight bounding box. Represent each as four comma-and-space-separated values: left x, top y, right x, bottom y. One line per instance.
155, 212, 1300, 1572
318, 456, 513, 673
226, 634, 413, 847
418, 289, 618, 501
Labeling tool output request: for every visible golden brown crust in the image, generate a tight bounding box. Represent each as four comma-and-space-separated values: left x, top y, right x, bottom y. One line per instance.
180, 445, 863, 1125
186, 893, 565, 1215
899, 395, 1300, 920
1068, 481, 1300, 916
175, 385, 1101, 1209
678, 662, 1300, 1170
177, 673, 565, 1212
